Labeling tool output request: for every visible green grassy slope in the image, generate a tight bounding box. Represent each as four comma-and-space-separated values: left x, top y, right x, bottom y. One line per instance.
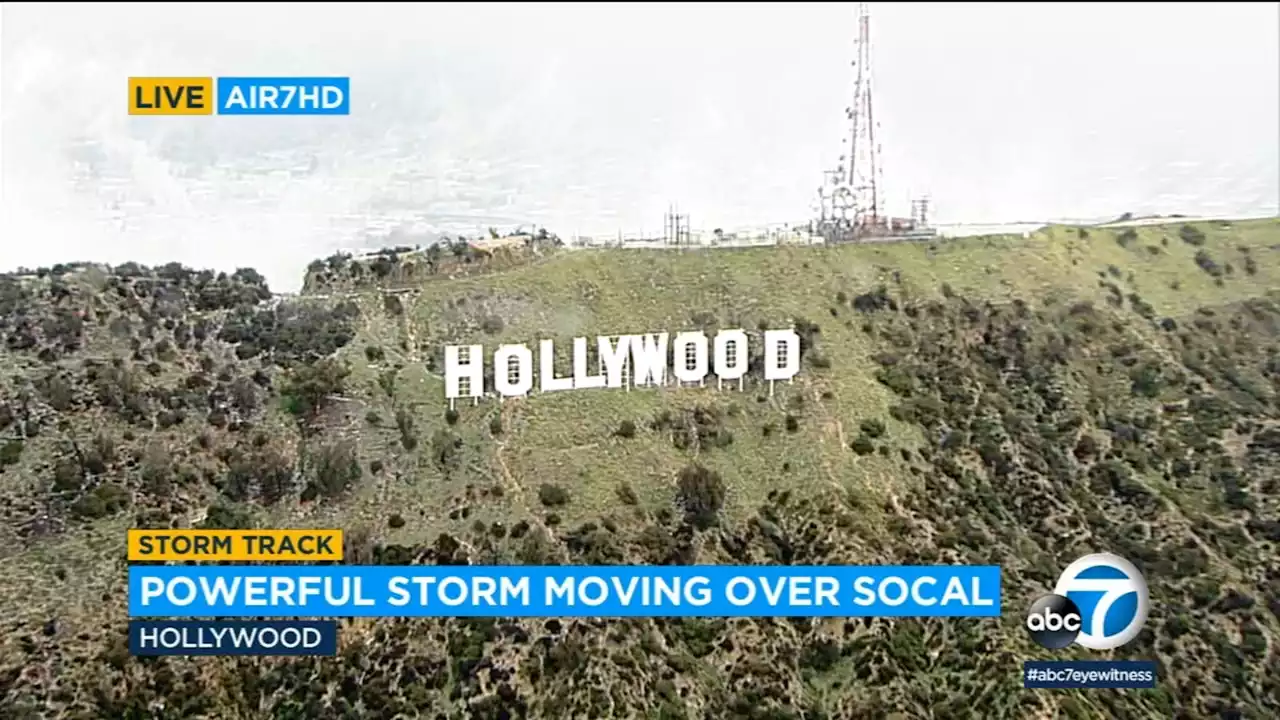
0, 218, 1277, 719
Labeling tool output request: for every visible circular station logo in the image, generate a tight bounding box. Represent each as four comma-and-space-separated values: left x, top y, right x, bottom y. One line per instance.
1026, 553, 1148, 651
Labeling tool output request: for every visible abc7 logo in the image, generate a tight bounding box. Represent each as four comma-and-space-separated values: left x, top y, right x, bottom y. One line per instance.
1025, 553, 1149, 651
1025, 594, 1084, 649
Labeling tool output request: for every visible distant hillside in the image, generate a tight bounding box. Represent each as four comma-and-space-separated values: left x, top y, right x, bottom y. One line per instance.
1, 218, 1277, 719
301, 229, 563, 294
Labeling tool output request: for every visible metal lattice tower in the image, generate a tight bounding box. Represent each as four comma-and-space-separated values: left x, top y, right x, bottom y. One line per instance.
815, 3, 884, 239
845, 2, 881, 227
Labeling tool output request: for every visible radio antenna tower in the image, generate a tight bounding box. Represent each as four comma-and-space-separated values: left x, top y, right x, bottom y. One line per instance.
846, 2, 881, 228
815, 4, 935, 242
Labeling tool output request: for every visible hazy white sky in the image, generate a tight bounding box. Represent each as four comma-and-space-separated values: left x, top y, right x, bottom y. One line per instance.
2, 2, 1277, 290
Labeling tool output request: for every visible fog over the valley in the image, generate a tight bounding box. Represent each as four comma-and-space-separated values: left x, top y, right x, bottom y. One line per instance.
2, 2, 1277, 291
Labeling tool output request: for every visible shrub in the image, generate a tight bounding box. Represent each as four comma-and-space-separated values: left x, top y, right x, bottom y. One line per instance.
370, 256, 395, 278
281, 358, 349, 419
1194, 250, 1223, 277
859, 418, 886, 439
1179, 224, 1206, 246
850, 435, 875, 455
199, 502, 254, 530
223, 444, 295, 505
52, 459, 82, 493
431, 430, 462, 472
219, 301, 358, 365
0, 439, 23, 467
538, 483, 570, 507
306, 439, 361, 499
70, 483, 130, 519
1127, 294, 1155, 319
876, 366, 915, 396
800, 638, 841, 672
396, 409, 418, 451
139, 443, 173, 495
616, 482, 639, 505
378, 369, 397, 397
1074, 434, 1101, 461
228, 376, 259, 414
38, 373, 75, 411
853, 286, 894, 313
615, 420, 638, 439
1129, 364, 1163, 398
481, 315, 505, 334
84, 433, 116, 475
677, 464, 726, 530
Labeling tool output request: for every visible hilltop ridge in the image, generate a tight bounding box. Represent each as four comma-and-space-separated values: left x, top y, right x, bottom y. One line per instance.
301, 228, 564, 295
0, 218, 1277, 718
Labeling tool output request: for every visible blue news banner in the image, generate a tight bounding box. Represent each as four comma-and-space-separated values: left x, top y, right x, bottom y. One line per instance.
130, 565, 1002, 618
129, 566, 998, 655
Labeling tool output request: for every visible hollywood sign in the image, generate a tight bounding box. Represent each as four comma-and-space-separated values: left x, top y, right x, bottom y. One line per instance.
444, 328, 801, 405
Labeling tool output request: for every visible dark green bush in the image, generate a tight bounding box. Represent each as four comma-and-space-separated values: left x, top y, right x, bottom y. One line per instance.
677, 464, 726, 530
281, 358, 349, 419
481, 315, 505, 334
0, 439, 23, 467
199, 502, 254, 530
396, 408, 418, 451
859, 418, 886, 438
538, 484, 570, 507
1179, 224, 1206, 246
850, 435, 875, 455
306, 439, 361, 499
70, 483, 130, 519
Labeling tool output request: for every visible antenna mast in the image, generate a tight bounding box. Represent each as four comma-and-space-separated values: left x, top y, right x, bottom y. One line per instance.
847, 2, 881, 228
816, 3, 883, 242
814, 3, 935, 242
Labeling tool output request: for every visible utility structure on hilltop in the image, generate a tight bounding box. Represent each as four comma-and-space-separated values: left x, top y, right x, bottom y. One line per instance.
816, 3, 934, 243
664, 205, 691, 248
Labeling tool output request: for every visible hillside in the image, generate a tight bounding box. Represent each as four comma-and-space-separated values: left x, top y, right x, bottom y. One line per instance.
0, 218, 1278, 719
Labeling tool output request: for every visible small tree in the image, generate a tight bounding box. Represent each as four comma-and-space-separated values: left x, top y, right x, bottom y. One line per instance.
281, 358, 349, 419
677, 464, 726, 530
307, 439, 361, 499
